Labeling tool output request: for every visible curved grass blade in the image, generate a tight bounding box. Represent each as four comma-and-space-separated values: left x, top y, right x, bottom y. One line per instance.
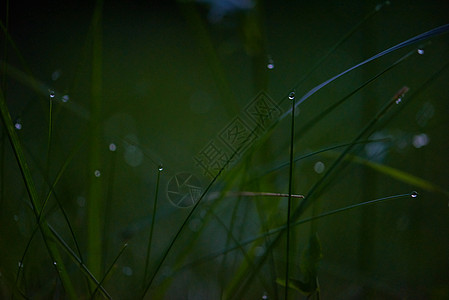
280, 23, 449, 119
278, 0, 391, 107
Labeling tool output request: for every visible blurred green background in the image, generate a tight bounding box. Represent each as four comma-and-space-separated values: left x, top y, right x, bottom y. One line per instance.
1, 0, 449, 299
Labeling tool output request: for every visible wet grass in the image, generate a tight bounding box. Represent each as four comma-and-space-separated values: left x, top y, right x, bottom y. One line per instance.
1, 0, 449, 299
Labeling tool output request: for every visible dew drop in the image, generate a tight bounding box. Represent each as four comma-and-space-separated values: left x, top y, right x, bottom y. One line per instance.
267, 56, 274, 70
49, 89, 55, 98
53, 261, 57, 266
262, 292, 268, 299
18, 261, 24, 268
288, 91, 295, 100
158, 165, 163, 171
61, 94, 70, 103
417, 49, 424, 55
14, 119, 22, 130
411, 191, 418, 198
395, 97, 402, 104
94, 170, 101, 177
109, 143, 117, 152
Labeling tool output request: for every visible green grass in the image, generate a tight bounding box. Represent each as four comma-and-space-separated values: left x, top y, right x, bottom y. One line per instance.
1, 1, 449, 299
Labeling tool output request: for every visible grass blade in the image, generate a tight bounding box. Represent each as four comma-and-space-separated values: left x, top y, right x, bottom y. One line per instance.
48, 224, 111, 299
142, 165, 163, 288
285, 91, 296, 300
91, 243, 128, 300
0, 85, 77, 299
181, 192, 415, 271
280, 23, 449, 119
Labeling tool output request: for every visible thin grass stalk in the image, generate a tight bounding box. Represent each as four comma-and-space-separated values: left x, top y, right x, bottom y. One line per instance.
143, 166, 162, 288
0, 88, 77, 298
13, 135, 88, 298
278, 1, 391, 108
280, 23, 449, 120
141, 153, 237, 298
181, 192, 415, 271
48, 224, 111, 299
13, 223, 39, 296
230, 84, 412, 298
91, 243, 128, 300
285, 91, 295, 300
219, 160, 250, 292
141, 124, 255, 298
102, 143, 118, 274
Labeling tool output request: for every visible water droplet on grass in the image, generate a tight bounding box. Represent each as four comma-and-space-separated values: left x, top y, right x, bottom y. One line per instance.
53, 261, 57, 265
417, 49, 424, 55
109, 143, 117, 152
411, 191, 418, 198
288, 91, 295, 100
267, 56, 274, 69
395, 97, 402, 104
14, 119, 22, 130
262, 292, 268, 299
61, 94, 69, 102
94, 170, 101, 177
49, 90, 55, 98
18, 262, 24, 268
158, 165, 163, 171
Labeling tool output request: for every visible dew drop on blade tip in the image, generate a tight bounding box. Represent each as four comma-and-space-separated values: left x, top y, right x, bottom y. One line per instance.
158, 165, 163, 172
410, 191, 418, 198
288, 91, 295, 100
14, 120, 22, 130
266, 55, 274, 69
